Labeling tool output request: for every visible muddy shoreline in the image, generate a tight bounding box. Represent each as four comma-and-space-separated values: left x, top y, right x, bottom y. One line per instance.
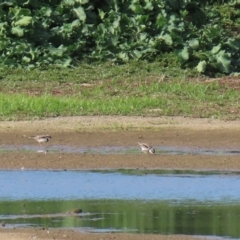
1, 116, 240, 240
0, 228, 205, 240
1, 116, 240, 171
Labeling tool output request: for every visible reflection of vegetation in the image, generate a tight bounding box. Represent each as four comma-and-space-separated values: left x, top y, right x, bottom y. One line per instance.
89, 169, 240, 176
1, 199, 240, 238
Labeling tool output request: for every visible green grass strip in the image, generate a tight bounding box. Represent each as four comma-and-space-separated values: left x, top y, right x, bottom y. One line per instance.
0, 86, 239, 120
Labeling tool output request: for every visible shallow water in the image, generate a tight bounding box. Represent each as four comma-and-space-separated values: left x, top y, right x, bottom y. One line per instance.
1, 144, 240, 156
1, 170, 240, 238
1, 170, 240, 201
1, 199, 240, 238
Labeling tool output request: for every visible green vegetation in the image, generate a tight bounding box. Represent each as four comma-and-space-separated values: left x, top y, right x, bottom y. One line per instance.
0, 1, 239, 121
0, 0, 240, 74
0, 62, 239, 120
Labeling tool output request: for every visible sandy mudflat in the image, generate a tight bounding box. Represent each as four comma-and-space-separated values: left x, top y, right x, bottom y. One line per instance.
1, 116, 240, 240
0, 228, 207, 240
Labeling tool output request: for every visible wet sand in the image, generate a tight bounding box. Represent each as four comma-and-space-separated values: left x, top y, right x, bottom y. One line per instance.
1, 116, 240, 171
1, 116, 240, 239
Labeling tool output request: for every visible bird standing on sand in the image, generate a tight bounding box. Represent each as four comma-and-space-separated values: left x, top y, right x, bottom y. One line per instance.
30, 135, 51, 145
138, 142, 155, 154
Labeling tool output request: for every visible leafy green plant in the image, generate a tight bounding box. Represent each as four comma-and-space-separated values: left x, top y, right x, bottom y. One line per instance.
0, 0, 240, 74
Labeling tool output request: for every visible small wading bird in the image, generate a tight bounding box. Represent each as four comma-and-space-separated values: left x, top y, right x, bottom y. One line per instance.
67, 208, 83, 214
138, 142, 155, 154
30, 135, 51, 145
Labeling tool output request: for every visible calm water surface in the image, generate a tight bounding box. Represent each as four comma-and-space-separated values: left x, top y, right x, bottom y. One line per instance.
1, 170, 240, 239
1, 170, 240, 201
